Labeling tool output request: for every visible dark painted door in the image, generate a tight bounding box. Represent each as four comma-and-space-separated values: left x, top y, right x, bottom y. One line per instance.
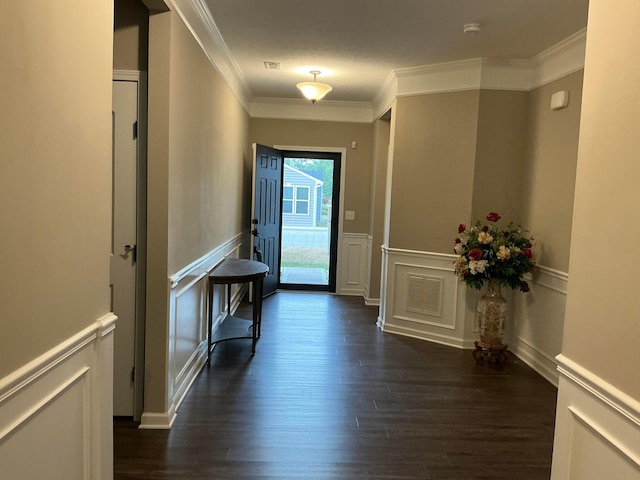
252, 144, 283, 296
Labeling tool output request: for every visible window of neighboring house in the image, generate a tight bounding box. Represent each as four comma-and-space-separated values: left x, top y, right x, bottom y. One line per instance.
283, 185, 310, 215
295, 186, 309, 215
283, 186, 294, 214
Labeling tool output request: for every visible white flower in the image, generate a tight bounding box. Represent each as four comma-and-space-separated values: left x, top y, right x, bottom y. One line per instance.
497, 245, 511, 260
468, 260, 489, 274
454, 243, 466, 254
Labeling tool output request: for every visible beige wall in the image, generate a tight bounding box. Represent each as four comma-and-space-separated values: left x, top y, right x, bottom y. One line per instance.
562, 0, 640, 399
521, 71, 583, 272
0, 0, 113, 377
113, 0, 149, 71
389, 91, 480, 252
472, 90, 529, 224
250, 118, 373, 233
145, 9, 251, 412
167, 13, 251, 274
368, 118, 391, 299
146, 10, 172, 413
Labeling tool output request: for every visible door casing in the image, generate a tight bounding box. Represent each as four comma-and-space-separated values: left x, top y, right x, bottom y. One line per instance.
278, 151, 341, 292
112, 70, 147, 421
275, 145, 347, 293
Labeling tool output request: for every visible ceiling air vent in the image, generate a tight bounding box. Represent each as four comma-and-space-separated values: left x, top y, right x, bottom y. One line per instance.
263, 61, 281, 70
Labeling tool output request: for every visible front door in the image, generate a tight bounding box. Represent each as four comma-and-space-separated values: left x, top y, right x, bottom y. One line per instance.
279, 152, 341, 292
111, 80, 138, 416
251, 144, 283, 297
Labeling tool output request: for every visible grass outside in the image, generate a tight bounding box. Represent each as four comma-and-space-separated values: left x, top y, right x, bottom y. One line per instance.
280, 247, 329, 270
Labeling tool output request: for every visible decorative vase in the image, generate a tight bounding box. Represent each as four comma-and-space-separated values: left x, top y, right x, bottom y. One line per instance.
476, 280, 507, 349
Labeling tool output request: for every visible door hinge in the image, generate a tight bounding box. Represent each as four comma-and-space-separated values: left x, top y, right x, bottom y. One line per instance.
131, 366, 135, 384
133, 121, 138, 140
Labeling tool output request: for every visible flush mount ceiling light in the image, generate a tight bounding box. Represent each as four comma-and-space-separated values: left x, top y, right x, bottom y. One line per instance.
296, 70, 332, 103
463, 23, 482, 35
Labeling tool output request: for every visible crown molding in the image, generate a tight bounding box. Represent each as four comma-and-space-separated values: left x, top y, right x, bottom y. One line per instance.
168, 0, 252, 111
250, 97, 373, 124
372, 71, 399, 120
530, 28, 587, 88
172, 1, 586, 123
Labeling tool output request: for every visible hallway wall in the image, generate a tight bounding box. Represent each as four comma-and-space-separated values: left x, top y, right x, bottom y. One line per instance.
0, 0, 115, 477
552, 1, 640, 477
380, 67, 584, 380
143, 7, 251, 426
367, 118, 391, 303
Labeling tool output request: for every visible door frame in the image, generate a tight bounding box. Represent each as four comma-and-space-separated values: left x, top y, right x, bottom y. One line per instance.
274, 145, 347, 293
113, 70, 147, 421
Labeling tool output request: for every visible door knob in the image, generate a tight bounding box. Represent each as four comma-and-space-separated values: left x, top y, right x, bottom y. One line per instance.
124, 244, 137, 262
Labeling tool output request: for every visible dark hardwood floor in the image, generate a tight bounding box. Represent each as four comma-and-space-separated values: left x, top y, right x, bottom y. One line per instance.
114, 293, 557, 479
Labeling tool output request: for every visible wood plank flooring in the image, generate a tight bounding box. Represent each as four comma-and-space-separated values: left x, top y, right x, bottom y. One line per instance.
114, 293, 557, 479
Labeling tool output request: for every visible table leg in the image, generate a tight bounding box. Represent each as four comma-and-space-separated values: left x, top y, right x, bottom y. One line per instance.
207, 278, 214, 363
256, 278, 263, 338
251, 279, 258, 355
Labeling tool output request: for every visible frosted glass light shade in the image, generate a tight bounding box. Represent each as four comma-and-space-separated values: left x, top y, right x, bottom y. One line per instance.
296, 81, 332, 103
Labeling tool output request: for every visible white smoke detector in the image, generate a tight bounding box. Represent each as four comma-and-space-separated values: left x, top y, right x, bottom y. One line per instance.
463, 23, 482, 35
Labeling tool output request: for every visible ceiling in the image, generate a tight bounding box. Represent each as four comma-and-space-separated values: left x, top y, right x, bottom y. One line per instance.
204, 0, 589, 104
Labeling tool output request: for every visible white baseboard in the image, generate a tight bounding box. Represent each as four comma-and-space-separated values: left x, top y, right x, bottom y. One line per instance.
508, 265, 568, 386
0, 313, 116, 478
552, 355, 640, 479
364, 296, 380, 307
139, 409, 176, 430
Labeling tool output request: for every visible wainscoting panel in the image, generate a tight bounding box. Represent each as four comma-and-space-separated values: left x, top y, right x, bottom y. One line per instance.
379, 246, 569, 383
551, 355, 640, 480
508, 266, 568, 385
380, 248, 471, 349
338, 233, 369, 296
0, 313, 116, 479
140, 232, 247, 429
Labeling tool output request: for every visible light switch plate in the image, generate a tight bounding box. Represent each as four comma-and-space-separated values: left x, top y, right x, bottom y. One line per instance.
345, 210, 355, 220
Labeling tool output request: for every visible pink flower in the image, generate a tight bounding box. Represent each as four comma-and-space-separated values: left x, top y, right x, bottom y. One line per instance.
458, 224, 466, 234
486, 212, 501, 222
469, 248, 483, 261
523, 248, 532, 258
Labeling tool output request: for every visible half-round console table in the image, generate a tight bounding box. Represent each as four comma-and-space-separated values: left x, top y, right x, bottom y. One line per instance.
207, 258, 269, 361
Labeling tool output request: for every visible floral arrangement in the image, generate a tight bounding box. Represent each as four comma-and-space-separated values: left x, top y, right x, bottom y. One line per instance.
453, 212, 534, 292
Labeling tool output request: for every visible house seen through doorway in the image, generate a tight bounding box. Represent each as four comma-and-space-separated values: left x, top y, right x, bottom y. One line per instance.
279, 155, 339, 290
